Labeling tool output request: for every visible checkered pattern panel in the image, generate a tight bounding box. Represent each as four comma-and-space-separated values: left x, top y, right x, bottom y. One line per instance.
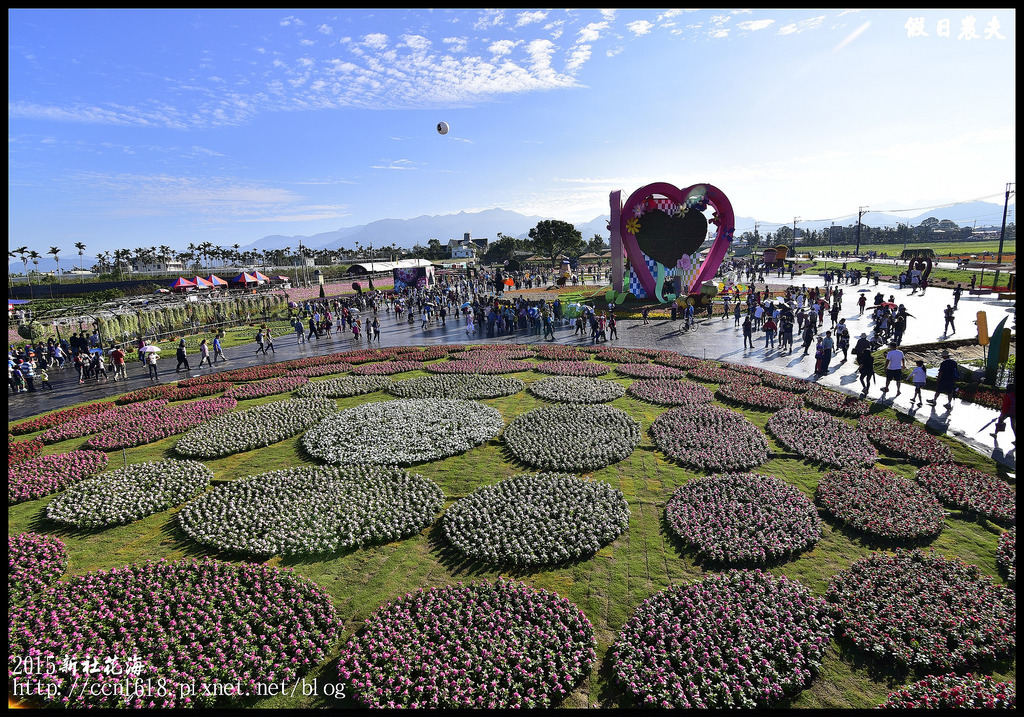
629, 252, 701, 298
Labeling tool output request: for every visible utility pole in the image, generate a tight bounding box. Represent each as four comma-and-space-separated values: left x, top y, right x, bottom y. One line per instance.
854, 206, 869, 256
793, 217, 800, 249
994, 182, 1014, 290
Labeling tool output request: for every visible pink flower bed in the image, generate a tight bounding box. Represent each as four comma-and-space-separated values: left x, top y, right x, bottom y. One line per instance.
878, 673, 1015, 709
83, 397, 237, 451
827, 549, 1016, 670
290, 363, 353, 378
652, 352, 702, 370
114, 384, 180, 405
760, 372, 814, 393
170, 382, 233, 400
10, 402, 116, 436
626, 379, 713, 406
804, 389, 872, 417
816, 467, 946, 540
916, 463, 1015, 524
533, 360, 611, 377
766, 408, 878, 468
9, 437, 44, 466
426, 357, 527, 375
224, 376, 308, 400
716, 381, 803, 411
39, 399, 171, 444
531, 344, 591, 361
595, 347, 650, 363
997, 527, 1015, 588
651, 404, 770, 472
350, 360, 424, 375
857, 415, 955, 464
9, 533, 68, 605
9, 450, 109, 504
687, 362, 760, 385
615, 363, 686, 379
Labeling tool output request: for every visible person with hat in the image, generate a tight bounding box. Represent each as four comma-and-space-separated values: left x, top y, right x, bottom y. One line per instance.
929, 350, 959, 410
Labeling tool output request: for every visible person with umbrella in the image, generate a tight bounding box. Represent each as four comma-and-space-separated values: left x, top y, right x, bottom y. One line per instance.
144, 344, 160, 381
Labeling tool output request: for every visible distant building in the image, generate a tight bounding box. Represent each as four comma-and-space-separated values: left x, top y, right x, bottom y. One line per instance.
290, 255, 316, 267
130, 259, 185, 274
448, 232, 488, 259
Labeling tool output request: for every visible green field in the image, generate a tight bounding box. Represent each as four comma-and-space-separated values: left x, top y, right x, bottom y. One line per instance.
8, 357, 1016, 709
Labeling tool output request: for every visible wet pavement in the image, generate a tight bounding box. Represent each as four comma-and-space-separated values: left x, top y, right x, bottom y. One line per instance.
9, 271, 1015, 469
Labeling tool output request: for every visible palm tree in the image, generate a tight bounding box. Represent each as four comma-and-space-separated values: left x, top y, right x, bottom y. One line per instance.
48, 246, 62, 283
27, 250, 41, 298
74, 241, 87, 279
12, 246, 29, 283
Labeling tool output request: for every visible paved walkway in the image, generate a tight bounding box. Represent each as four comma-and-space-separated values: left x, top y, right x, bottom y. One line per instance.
9, 273, 1015, 469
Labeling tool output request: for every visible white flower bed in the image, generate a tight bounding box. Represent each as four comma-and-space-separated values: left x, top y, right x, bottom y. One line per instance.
174, 398, 338, 458
442, 473, 630, 565
504, 404, 640, 471
296, 375, 393, 398
46, 460, 213, 528
302, 398, 504, 465
528, 376, 626, 404
178, 465, 444, 556
665, 472, 822, 564
387, 374, 525, 400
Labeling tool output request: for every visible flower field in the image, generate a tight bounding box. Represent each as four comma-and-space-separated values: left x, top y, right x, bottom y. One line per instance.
6, 343, 1014, 709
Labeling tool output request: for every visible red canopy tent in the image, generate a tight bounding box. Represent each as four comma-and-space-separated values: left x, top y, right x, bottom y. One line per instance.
190, 276, 214, 289
169, 277, 196, 293
251, 270, 271, 283
229, 272, 259, 286
206, 275, 228, 287
271, 275, 291, 283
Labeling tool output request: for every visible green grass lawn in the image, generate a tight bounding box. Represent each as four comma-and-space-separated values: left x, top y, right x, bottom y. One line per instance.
8, 359, 1016, 709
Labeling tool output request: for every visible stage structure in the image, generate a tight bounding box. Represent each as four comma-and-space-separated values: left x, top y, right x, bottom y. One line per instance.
610, 182, 735, 303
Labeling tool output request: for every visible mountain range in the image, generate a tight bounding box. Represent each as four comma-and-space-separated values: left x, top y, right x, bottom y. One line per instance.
10, 201, 1013, 272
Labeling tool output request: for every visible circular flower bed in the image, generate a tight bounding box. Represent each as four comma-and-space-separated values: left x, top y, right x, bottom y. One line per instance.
651, 404, 770, 472
46, 459, 214, 528
9, 450, 110, 505
716, 381, 803, 411
296, 375, 392, 398
916, 463, 1016, 524
531, 344, 591, 361
612, 570, 833, 708
170, 382, 233, 401
224, 375, 309, 400
687, 361, 760, 384
595, 347, 650, 363
426, 357, 526, 374
8, 533, 68, 605
665, 473, 821, 563
826, 549, 1016, 670
760, 372, 814, 393
174, 398, 337, 458
82, 397, 238, 451
766, 408, 878, 468
178, 465, 444, 556
350, 359, 424, 375
857, 415, 956, 464
804, 389, 872, 417
532, 360, 611, 377
7, 558, 342, 708
997, 527, 1015, 588
816, 467, 946, 541
303, 398, 504, 466
878, 672, 1015, 709
388, 374, 524, 400
528, 376, 625, 404
652, 352, 702, 370
615, 363, 686, 379
291, 362, 353, 378
504, 404, 640, 471
626, 379, 713, 406
337, 579, 595, 708
442, 473, 629, 566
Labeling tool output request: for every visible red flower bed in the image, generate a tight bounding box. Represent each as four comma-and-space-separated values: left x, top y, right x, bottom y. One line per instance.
9, 437, 44, 466
916, 463, 1015, 524
816, 467, 945, 540
652, 352, 702, 370
857, 415, 955, 464
878, 673, 1015, 708
766, 408, 878, 468
997, 527, 1015, 588
114, 383, 181, 405
531, 344, 591, 361
39, 400, 171, 444
83, 398, 237, 451
615, 363, 686, 379
717, 381, 803, 411
626, 379, 713, 406
290, 363, 353, 378
10, 402, 115, 435
760, 372, 814, 393
687, 361, 760, 384
804, 389, 872, 417
171, 382, 233, 400
350, 360, 424, 375
224, 376, 308, 400
533, 360, 611, 377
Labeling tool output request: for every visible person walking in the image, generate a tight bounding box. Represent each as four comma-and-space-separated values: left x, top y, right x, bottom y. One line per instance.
213, 332, 227, 363
818, 331, 834, 375
307, 315, 319, 341
928, 350, 958, 410
910, 359, 927, 406
835, 319, 850, 362
857, 294, 867, 315
881, 343, 905, 396
763, 316, 777, 349
255, 328, 268, 356
813, 338, 825, 375
265, 327, 276, 354
742, 315, 754, 350
857, 346, 875, 393
175, 339, 190, 372
38, 366, 54, 391
801, 322, 815, 356
953, 283, 963, 309
146, 348, 160, 382
110, 346, 127, 380
608, 313, 618, 340
372, 316, 381, 342
733, 301, 742, 327
196, 339, 212, 368
943, 305, 956, 335
992, 383, 1015, 439
293, 317, 306, 344
351, 320, 361, 341
641, 306, 651, 325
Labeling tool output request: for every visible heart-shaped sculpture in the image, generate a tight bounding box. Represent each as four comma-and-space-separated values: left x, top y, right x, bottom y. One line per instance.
619, 181, 734, 301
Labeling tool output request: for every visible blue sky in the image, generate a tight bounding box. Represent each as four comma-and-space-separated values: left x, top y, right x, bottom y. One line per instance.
8, 8, 1016, 255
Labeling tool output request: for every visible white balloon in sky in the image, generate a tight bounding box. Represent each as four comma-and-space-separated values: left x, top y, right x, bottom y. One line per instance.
437, 121, 449, 135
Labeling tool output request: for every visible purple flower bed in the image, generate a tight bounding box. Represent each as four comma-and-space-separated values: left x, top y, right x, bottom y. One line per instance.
652, 352, 702, 370
803, 389, 872, 417
426, 358, 526, 375
826, 549, 1016, 671
665, 473, 821, 564
651, 404, 770, 472
997, 527, 1015, 588
857, 415, 955, 464
9, 437, 44, 466
766, 408, 878, 468
687, 361, 760, 385
916, 463, 1016, 525
224, 376, 308, 400
878, 672, 1015, 709
337, 579, 595, 708
612, 570, 833, 708
627, 379, 713, 406
350, 359, 424, 375
615, 363, 686, 379
8, 533, 68, 605
82, 397, 238, 451
716, 381, 803, 411
532, 360, 611, 377
8, 450, 109, 504
7, 558, 342, 708
816, 467, 946, 540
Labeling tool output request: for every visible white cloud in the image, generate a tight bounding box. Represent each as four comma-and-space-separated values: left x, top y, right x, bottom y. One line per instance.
515, 10, 548, 27
318, 24, 333, 35
279, 15, 304, 27
709, 29, 730, 39
833, 21, 871, 53
626, 21, 654, 36
577, 21, 609, 44
737, 19, 775, 32
473, 9, 505, 31
489, 39, 519, 56
362, 33, 389, 50
777, 16, 826, 35
443, 36, 468, 53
